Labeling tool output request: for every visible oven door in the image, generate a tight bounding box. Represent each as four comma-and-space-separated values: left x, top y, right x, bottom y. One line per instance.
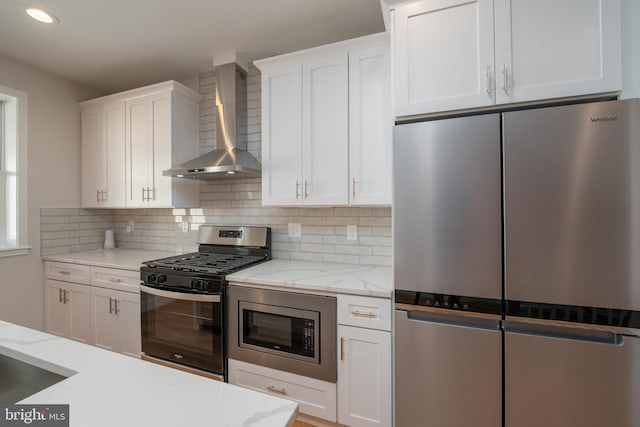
140, 285, 223, 375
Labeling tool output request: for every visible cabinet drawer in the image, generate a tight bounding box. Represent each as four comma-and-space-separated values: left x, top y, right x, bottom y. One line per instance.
45, 262, 90, 284
228, 359, 337, 422
337, 295, 391, 331
90, 267, 140, 293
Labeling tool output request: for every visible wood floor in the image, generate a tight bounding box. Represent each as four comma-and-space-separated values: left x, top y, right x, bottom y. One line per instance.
293, 420, 315, 427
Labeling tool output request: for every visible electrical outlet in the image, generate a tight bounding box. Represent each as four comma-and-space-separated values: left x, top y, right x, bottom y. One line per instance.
181, 220, 190, 233
288, 223, 302, 238
347, 225, 358, 241
126, 220, 134, 234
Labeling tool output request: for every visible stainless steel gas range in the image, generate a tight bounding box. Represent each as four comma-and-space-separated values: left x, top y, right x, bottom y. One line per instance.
139, 225, 270, 380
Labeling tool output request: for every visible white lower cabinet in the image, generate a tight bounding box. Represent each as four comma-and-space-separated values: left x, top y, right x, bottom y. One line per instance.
44, 261, 141, 358
337, 325, 392, 427
44, 279, 92, 344
337, 295, 392, 427
228, 359, 337, 422
229, 292, 393, 427
91, 287, 141, 357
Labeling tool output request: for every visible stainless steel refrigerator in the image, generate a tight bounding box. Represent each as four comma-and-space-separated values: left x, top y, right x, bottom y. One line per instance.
394, 98, 640, 427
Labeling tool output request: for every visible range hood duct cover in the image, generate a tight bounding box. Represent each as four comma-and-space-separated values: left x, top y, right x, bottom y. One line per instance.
163, 62, 261, 180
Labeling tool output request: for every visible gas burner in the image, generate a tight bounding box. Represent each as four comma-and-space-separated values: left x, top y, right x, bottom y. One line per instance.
145, 252, 265, 275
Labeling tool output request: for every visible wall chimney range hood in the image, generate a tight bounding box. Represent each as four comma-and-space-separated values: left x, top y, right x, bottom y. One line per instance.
164, 62, 261, 180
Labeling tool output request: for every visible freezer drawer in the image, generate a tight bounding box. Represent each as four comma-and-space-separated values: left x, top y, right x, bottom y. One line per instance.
505, 321, 640, 427
395, 309, 502, 427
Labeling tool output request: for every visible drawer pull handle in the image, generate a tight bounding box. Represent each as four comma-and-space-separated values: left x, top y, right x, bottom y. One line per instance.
351, 310, 376, 319
58, 270, 71, 275
109, 278, 122, 283
340, 337, 345, 361
267, 385, 287, 395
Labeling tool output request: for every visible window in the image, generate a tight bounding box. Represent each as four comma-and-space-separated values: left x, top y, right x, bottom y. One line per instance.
0, 85, 29, 256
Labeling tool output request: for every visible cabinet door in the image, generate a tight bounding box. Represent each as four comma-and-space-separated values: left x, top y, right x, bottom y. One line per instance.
67, 282, 92, 344
104, 102, 126, 207
494, 0, 622, 104
393, 0, 495, 117
91, 287, 121, 352
125, 96, 150, 208
80, 107, 107, 208
118, 291, 141, 358
261, 62, 303, 206
302, 53, 349, 205
337, 325, 392, 427
44, 279, 69, 338
146, 92, 173, 208
349, 42, 392, 205
44, 280, 91, 344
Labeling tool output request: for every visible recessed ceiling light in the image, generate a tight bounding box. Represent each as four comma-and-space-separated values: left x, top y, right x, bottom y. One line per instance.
25, 6, 59, 24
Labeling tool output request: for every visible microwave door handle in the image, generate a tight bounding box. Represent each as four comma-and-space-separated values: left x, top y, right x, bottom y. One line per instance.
140, 284, 221, 303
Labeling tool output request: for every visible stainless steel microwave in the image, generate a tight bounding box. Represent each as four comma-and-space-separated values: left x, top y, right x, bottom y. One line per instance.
227, 286, 337, 383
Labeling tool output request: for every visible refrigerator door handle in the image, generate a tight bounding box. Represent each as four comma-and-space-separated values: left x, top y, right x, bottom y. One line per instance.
504, 317, 627, 345
397, 304, 500, 331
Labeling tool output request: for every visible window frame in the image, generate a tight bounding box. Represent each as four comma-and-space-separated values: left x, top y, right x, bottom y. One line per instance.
0, 84, 29, 257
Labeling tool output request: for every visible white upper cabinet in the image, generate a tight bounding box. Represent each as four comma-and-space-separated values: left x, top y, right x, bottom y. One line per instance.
257, 33, 391, 207
81, 102, 125, 208
392, 0, 622, 117
80, 81, 200, 209
261, 62, 303, 205
349, 41, 392, 205
493, 0, 622, 105
302, 53, 349, 205
393, 0, 496, 116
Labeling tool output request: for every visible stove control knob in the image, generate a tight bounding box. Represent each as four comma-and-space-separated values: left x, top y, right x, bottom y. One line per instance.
190, 278, 200, 289
201, 280, 211, 290
147, 274, 158, 284
157, 275, 167, 284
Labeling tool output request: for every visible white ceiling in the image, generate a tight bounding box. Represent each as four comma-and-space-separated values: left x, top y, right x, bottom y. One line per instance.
0, 0, 385, 94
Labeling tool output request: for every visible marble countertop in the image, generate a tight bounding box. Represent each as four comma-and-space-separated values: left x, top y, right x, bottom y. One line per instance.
42, 249, 180, 271
0, 321, 297, 427
226, 260, 393, 298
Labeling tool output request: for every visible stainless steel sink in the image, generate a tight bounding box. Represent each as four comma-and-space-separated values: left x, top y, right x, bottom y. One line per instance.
0, 353, 67, 404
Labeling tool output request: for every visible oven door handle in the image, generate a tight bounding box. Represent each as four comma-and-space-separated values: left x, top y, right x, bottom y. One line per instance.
140, 284, 221, 303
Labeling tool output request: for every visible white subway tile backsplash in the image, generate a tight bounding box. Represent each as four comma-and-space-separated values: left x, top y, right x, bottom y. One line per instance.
40, 67, 391, 266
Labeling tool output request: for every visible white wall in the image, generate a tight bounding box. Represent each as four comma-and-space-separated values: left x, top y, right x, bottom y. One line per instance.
0, 54, 101, 329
